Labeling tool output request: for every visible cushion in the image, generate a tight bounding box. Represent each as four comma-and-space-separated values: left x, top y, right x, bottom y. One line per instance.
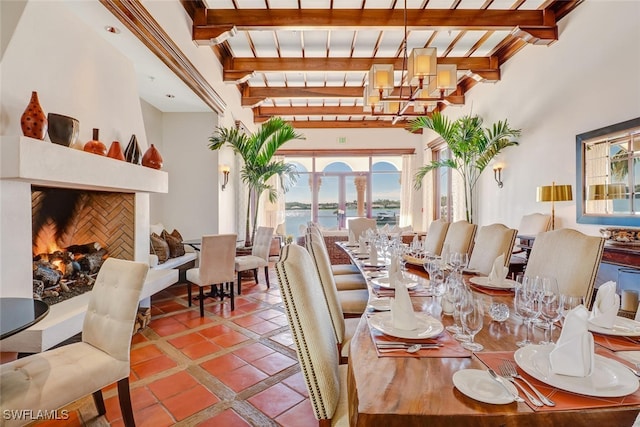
162, 229, 185, 258
150, 232, 170, 264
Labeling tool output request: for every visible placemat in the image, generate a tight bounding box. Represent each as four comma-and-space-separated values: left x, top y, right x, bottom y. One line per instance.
367, 320, 471, 358
594, 333, 640, 352
467, 282, 514, 297
476, 351, 640, 412
371, 285, 433, 298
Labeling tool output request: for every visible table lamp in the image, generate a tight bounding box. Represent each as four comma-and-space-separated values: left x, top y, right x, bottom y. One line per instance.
536, 182, 573, 229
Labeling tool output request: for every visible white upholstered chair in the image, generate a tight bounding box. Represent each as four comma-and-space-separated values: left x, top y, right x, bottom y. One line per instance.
0, 258, 148, 427
513, 213, 552, 254
275, 244, 349, 426
442, 220, 477, 255
306, 229, 369, 317
423, 219, 450, 255
525, 228, 605, 308
186, 234, 237, 315
468, 224, 518, 275
348, 217, 376, 240
308, 223, 360, 276
308, 225, 364, 284
235, 226, 273, 294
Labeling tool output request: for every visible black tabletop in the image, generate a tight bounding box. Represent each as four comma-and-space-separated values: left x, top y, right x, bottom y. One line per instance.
0, 298, 49, 340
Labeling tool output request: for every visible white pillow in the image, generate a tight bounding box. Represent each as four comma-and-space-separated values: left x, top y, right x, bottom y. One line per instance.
150, 222, 165, 235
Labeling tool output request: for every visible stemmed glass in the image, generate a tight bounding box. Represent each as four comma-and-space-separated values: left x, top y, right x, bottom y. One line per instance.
560, 294, 584, 326
460, 294, 484, 351
446, 279, 470, 341
514, 276, 542, 347
450, 252, 469, 275
539, 277, 561, 344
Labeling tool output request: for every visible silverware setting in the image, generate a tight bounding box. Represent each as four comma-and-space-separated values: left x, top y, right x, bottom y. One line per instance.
499, 360, 555, 406
487, 368, 525, 403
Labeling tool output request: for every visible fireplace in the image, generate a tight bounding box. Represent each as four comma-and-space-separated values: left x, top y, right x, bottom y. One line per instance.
31, 187, 135, 305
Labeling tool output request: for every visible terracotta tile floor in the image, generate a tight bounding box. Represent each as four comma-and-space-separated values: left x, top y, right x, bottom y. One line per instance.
44, 266, 318, 427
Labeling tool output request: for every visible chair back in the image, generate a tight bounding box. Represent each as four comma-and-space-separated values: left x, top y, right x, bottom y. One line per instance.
305, 228, 345, 344
252, 226, 274, 260
468, 224, 518, 275
423, 219, 449, 255
348, 218, 376, 240
82, 258, 148, 362
199, 234, 237, 285
518, 213, 552, 235
525, 228, 605, 308
276, 244, 341, 422
443, 220, 477, 255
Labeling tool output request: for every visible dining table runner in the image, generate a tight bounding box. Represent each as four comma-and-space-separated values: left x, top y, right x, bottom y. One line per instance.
475, 351, 640, 412
367, 320, 471, 358
594, 333, 640, 352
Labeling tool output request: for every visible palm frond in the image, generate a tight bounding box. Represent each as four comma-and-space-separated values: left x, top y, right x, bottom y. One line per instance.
413, 159, 457, 189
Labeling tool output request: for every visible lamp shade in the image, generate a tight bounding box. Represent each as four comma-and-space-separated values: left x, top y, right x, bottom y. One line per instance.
537, 184, 573, 202
428, 64, 457, 96
407, 48, 437, 87
369, 64, 394, 91
587, 183, 628, 200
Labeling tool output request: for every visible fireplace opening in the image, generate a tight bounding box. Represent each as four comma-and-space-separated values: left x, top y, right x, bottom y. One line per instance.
31, 186, 135, 305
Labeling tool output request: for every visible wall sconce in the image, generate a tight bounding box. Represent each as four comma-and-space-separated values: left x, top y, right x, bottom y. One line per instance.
493, 165, 504, 188
220, 165, 230, 191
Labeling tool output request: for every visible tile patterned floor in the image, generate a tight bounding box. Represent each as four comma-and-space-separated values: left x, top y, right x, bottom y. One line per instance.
40, 267, 317, 427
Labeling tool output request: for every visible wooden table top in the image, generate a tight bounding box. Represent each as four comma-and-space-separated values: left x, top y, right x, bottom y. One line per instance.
337, 243, 640, 427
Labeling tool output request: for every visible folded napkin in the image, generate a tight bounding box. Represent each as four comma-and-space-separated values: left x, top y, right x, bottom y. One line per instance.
348, 229, 357, 245
488, 255, 509, 285
358, 236, 367, 253
388, 254, 399, 281
369, 244, 379, 265
550, 305, 594, 377
589, 281, 620, 329
391, 276, 417, 330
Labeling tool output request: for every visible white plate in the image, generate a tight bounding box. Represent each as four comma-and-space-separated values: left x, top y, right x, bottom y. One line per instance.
469, 276, 517, 290
354, 253, 370, 259
371, 276, 419, 290
463, 267, 481, 274
368, 298, 391, 311
588, 316, 640, 337
514, 344, 639, 397
366, 271, 387, 279
369, 312, 444, 339
452, 369, 518, 405
363, 261, 388, 268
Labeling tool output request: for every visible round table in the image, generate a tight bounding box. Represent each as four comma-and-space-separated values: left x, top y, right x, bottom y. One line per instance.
0, 298, 49, 340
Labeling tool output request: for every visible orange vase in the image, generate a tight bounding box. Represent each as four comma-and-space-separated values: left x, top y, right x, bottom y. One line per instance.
107, 141, 125, 161
20, 91, 48, 140
84, 128, 107, 156
141, 144, 163, 169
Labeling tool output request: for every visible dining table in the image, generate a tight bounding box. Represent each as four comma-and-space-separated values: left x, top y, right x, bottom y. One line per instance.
0, 297, 49, 340
336, 242, 640, 427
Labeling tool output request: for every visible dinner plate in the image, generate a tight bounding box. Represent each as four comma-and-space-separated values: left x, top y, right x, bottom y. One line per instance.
368, 298, 391, 311
371, 276, 419, 290
368, 312, 444, 339
514, 344, 639, 397
354, 253, 370, 259
463, 267, 481, 274
366, 271, 387, 279
469, 276, 517, 290
588, 316, 640, 337
452, 369, 518, 405
363, 261, 388, 268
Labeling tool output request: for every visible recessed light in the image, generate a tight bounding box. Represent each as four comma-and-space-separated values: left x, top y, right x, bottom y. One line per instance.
105, 26, 120, 34
165, 94, 175, 98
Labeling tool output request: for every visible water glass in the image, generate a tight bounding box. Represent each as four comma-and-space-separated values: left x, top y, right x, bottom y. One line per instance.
460, 295, 484, 352
560, 294, 584, 325
538, 277, 561, 344
514, 276, 542, 347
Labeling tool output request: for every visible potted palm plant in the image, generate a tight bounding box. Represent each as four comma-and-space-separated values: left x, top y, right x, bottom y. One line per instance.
409, 112, 521, 224
209, 117, 304, 246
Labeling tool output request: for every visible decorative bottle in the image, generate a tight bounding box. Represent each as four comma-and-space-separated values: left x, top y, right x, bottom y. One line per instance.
20, 91, 48, 140
124, 134, 141, 164
107, 141, 126, 161
141, 144, 163, 170
83, 128, 107, 156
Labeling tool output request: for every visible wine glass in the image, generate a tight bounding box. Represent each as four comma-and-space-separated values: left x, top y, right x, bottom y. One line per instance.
560, 294, 584, 326
539, 277, 561, 344
514, 276, 542, 347
460, 295, 484, 351
450, 252, 469, 274
447, 281, 470, 342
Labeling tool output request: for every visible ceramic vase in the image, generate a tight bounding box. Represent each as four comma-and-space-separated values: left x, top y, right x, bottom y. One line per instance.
21, 91, 48, 140
124, 134, 141, 164
47, 113, 79, 147
107, 141, 125, 161
83, 128, 107, 156
141, 144, 163, 169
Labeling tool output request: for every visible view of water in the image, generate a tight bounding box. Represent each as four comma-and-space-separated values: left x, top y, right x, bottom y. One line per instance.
284, 208, 399, 236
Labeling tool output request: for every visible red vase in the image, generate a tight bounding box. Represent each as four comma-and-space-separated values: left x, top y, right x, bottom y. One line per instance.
84, 128, 107, 156
107, 141, 125, 161
142, 144, 163, 169
20, 91, 48, 140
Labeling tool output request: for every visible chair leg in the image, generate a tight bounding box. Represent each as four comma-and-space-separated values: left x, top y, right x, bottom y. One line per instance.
187, 281, 192, 307
253, 268, 259, 284
92, 389, 106, 416
264, 266, 270, 289
117, 377, 136, 427
237, 272, 242, 295
230, 281, 235, 311
199, 287, 205, 317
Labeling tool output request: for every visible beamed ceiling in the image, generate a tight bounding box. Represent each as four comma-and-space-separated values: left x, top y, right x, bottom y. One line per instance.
105, 0, 584, 129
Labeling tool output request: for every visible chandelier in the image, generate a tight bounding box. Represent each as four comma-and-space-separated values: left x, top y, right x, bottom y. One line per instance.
363, 2, 458, 121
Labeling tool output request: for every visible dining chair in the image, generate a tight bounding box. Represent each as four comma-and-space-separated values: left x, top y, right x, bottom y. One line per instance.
186, 234, 237, 316
308, 223, 363, 280
347, 217, 377, 240
0, 258, 148, 427
423, 219, 450, 255
306, 229, 364, 362
235, 226, 273, 294
525, 228, 605, 309
467, 224, 518, 275
442, 220, 477, 255
509, 212, 552, 277
305, 229, 369, 317
275, 244, 349, 426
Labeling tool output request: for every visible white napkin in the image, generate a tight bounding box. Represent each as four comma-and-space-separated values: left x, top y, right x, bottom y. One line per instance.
589, 281, 620, 329
549, 305, 594, 377
412, 234, 419, 250
348, 229, 357, 245
488, 255, 509, 285
391, 276, 417, 330
388, 254, 400, 282
358, 236, 367, 253
369, 244, 379, 266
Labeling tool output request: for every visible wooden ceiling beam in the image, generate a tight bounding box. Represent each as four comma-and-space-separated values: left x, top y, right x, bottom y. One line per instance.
285, 120, 412, 129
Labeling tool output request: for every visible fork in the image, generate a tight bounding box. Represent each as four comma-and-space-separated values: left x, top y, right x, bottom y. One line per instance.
497, 364, 543, 407
500, 360, 556, 407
